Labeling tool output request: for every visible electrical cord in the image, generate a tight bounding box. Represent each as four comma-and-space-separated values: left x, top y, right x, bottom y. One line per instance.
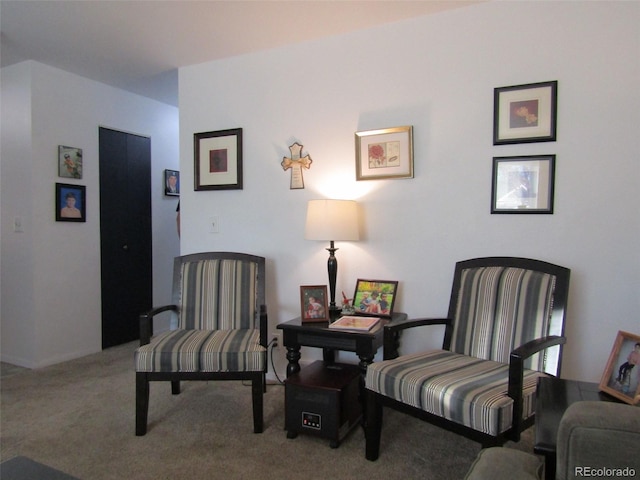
269, 338, 285, 385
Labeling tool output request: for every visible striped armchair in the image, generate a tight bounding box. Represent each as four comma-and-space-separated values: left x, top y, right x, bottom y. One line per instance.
365, 257, 570, 460
134, 252, 268, 436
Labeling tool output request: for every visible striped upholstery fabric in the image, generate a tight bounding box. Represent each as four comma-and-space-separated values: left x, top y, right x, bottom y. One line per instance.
135, 257, 265, 373
135, 329, 265, 372
178, 258, 258, 330
366, 350, 546, 436
451, 266, 556, 371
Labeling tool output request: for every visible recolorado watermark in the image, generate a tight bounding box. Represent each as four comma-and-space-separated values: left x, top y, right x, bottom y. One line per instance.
575, 466, 636, 477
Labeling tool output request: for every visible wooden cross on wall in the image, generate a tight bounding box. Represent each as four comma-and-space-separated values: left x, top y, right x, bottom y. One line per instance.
281, 142, 312, 189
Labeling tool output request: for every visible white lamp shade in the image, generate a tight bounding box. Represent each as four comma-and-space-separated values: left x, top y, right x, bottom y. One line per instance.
305, 199, 359, 241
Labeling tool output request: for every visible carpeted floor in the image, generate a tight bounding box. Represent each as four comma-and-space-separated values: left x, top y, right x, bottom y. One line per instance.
0, 342, 536, 479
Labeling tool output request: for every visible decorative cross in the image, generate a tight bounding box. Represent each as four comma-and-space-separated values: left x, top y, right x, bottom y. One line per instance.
281, 142, 312, 189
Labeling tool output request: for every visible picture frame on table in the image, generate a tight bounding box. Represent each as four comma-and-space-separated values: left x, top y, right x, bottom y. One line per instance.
355, 126, 413, 180
353, 279, 398, 318
491, 154, 555, 214
300, 285, 329, 323
493, 80, 557, 145
599, 330, 640, 405
194, 128, 243, 190
55, 183, 86, 222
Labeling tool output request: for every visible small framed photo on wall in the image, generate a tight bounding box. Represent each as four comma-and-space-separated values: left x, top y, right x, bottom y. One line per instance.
56, 183, 86, 222
493, 80, 557, 145
164, 169, 180, 196
58, 145, 83, 179
491, 155, 555, 214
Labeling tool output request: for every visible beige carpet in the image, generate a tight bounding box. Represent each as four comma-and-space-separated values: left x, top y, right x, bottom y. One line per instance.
1, 342, 536, 479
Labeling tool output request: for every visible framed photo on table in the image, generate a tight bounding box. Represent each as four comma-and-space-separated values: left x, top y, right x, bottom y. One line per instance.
355, 126, 413, 180
352, 279, 398, 318
599, 330, 640, 405
194, 128, 243, 190
491, 155, 555, 214
300, 285, 329, 323
493, 80, 557, 145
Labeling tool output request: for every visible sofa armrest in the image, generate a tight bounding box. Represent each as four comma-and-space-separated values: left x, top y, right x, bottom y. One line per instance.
556, 401, 640, 480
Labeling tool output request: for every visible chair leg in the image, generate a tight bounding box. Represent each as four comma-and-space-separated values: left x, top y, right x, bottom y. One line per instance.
135, 372, 149, 436
171, 380, 180, 395
252, 374, 264, 433
365, 389, 383, 461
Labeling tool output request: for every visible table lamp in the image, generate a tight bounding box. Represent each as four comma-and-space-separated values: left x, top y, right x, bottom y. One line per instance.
305, 199, 359, 319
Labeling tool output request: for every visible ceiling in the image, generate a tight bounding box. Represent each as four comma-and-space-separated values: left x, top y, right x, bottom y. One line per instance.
0, 1, 482, 106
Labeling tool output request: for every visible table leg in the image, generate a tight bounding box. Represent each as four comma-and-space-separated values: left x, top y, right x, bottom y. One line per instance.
285, 345, 301, 378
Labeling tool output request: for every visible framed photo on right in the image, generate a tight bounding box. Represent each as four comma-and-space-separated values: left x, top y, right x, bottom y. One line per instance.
493, 80, 557, 145
352, 279, 398, 318
491, 155, 555, 214
599, 330, 640, 405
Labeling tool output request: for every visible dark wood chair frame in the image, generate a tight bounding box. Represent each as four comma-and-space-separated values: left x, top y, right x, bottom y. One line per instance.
135, 252, 268, 436
366, 257, 570, 460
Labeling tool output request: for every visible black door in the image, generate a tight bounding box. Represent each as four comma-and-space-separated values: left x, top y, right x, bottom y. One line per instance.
99, 127, 152, 349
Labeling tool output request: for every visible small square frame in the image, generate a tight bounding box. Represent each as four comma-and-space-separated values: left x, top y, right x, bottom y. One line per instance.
599, 330, 640, 405
352, 279, 398, 318
194, 128, 243, 190
164, 169, 180, 196
491, 155, 555, 214
355, 126, 413, 180
493, 80, 557, 145
300, 285, 329, 323
56, 183, 86, 222
58, 145, 83, 179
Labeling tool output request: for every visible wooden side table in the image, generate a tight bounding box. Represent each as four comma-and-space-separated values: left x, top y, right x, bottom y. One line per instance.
534, 376, 617, 480
277, 312, 408, 378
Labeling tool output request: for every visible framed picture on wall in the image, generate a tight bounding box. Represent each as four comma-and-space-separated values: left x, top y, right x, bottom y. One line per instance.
493, 80, 557, 145
300, 285, 329, 323
194, 128, 243, 190
355, 126, 413, 180
491, 155, 555, 214
58, 145, 83, 179
164, 169, 180, 196
56, 183, 86, 222
599, 330, 640, 405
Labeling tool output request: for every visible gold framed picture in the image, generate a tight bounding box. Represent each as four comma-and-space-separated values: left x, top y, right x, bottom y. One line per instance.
599, 330, 640, 405
355, 126, 413, 181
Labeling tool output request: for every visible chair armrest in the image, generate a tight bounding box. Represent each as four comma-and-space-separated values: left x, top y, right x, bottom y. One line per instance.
507, 335, 567, 440
383, 317, 453, 360
139, 305, 177, 346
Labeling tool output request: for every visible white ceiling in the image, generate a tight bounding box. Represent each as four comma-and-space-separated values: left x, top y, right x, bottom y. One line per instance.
0, 1, 482, 106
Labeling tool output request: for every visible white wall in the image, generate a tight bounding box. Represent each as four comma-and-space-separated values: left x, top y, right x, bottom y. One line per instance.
1, 61, 180, 367
178, 1, 639, 383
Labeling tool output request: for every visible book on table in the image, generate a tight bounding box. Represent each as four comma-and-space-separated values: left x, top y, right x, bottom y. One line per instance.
329, 315, 380, 331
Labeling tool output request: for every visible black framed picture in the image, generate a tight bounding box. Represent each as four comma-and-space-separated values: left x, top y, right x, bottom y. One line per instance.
493, 81, 557, 145
352, 279, 398, 318
164, 169, 180, 196
491, 155, 555, 214
194, 128, 243, 190
56, 183, 86, 222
